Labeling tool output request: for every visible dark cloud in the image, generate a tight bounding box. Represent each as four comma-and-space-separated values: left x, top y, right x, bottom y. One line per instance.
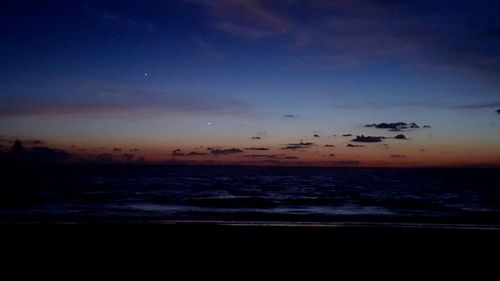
324, 145, 335, 147
243, 154, 297, 160
342, 134, 353, 137
26, 140, 45, 145
251, 137, 262, 140
244, 147, 270, 151
329, 154, 336, 157
423, 125, 432, 128
0, 137, 46, 147
122, 154, 135, 162
29, 147, 71, 164
289, 142, 314, 146
284, 114, 297, 118
187, 151, 208, 156
313, 134, 320, 138
366, 122, 420, 131
209, 148, 244, 155
281, 145, 305, 151
113, 148, 122, 152
394, 134, 407, 140
174, 151, 208, 156
129, 148, 139, 152
3, 140, 71, 164
390, 155, 407, 158
352, 135, 385, 143
346, 144, 365, 148
172, 149, 184, 156
497, 109, 500, 114
281, 142, 314, 150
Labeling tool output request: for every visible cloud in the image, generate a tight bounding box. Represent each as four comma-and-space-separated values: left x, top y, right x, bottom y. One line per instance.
122, 153, 135, 162
280, 145, 305, 151
242, 154, 297, 160
351, 135, 385, 143
0, 87, 251, 117
1, 140, 151, 164
209, 148, 244, 155
346, 144, 365, 148
497, 109, 500, 114
284, 114, 297, 118
251, 137, 262, 140
289, 142, 314, 146
454, 102, 500, 110
189, 0, 291, 40
313, 134, 320, 138
28, 140, 45, 145
3, 140, 71, 164
342, 134, 353, 137
173, 150, 208, 156
281, 142, 314, 150
0, 137, 46, 147
324, 145, 335, 147
244, 147, 270, 151
29, 147, 71, 163
113, 148, 122, 152
188, 151, 208, 156
172, 149, 184, 156
390, 155, 407, 158
193, 38, 227, 59
365, 122, 420, 131
188, 0, 500, 83
364, 101, 500, 111
83, 1, 158, 32
394, 134, 407, 140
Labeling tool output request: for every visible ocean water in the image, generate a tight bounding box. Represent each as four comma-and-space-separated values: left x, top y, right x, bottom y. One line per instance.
1, 165, 500, 225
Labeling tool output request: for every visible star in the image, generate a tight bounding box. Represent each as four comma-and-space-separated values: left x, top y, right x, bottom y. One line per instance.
144, 73, 148, 77
207, 122, 212, 126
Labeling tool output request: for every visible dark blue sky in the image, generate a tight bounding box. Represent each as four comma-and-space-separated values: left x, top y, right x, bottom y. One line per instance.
1, 0, 500, 166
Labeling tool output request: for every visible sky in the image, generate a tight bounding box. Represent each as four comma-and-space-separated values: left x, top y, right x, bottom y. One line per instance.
1, 0, 500, 167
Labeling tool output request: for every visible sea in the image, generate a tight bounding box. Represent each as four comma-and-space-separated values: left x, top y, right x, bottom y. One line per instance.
1, 165, 500, 227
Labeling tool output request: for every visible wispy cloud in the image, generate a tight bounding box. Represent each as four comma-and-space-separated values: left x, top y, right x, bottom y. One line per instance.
188, 0, 291, 40
189, 0, 500, 81
0, 87, 252, 117
209, 148, 244, 155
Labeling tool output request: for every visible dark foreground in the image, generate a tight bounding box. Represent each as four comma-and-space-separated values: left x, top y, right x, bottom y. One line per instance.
2, 164, 500, 228
3, 223, 499, 257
